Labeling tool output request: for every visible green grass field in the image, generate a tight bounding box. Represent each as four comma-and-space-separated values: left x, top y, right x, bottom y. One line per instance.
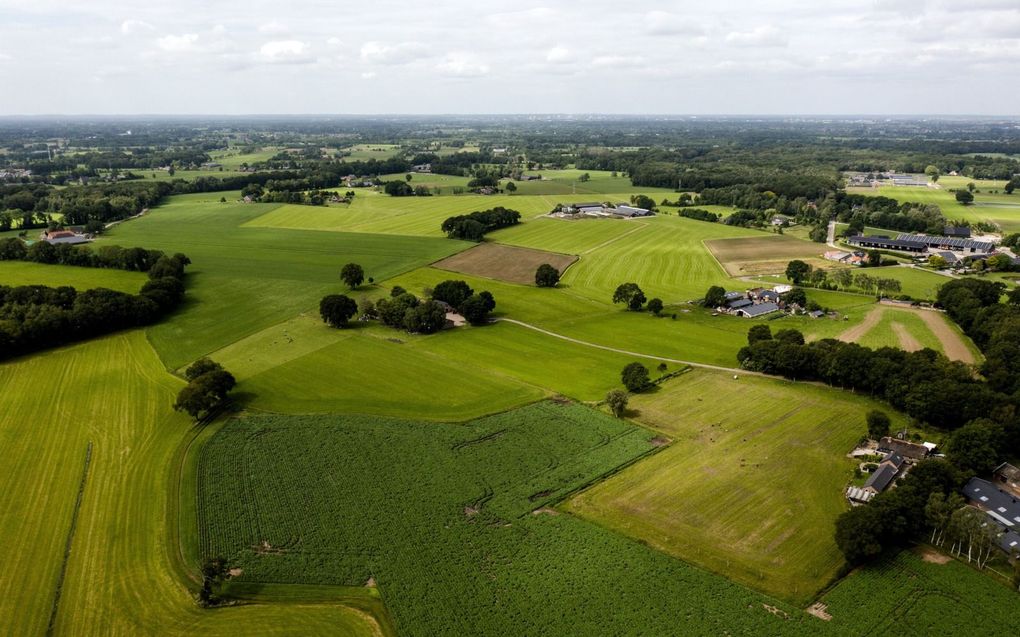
0, 260, 147, 293
0, 332, 384, 636
566, 369, 908, 603
502, 169, 676, 196
99, 192, 468, 369
848, 180, 1020, 230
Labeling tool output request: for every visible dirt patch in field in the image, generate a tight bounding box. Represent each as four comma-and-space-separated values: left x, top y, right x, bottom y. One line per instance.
891, 322, 922, 351
649, 436, 671, 447
705, 235, 824, 277
806, 603, 832, 621
228, 568, 244, 577
762, 604, 790, 619
916, 310, 976, 364
433, 243, 578, 285
838, 306, 884, 342
531, 507, 560, 516
917, 546, 952, 564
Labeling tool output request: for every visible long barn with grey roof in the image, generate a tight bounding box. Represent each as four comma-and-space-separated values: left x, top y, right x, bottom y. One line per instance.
963, 477, 1020, 553
846, 235, 927, 253
895, 233, 995, 254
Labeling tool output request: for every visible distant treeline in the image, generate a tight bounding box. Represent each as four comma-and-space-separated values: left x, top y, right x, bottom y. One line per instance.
0, 237, 182, 273
0, 252, 190, 361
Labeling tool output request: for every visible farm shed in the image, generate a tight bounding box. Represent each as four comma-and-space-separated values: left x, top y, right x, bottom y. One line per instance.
614, 205, 654, 218
847, 235, 927, 253
943, 226, 971, 239
896, 233, 994, 254
993, 462, 1020, 495
734, 302, 779, 318
846, 486, 874, 504
963, 477, 1020, 553
727, 299, 752, 310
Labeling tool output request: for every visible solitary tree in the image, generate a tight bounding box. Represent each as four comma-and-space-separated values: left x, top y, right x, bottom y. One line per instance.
747, 324, 772, 345
703, 285, 728, 308
924, 165, 940, 182
785, 260, 812, 285
535, 263, 560, 287
647, 298, 664, 315
606, 389, 629, 418
612, 283, 646, 311
198, 556, 230, 606
955, 190, 974, 205
505, 181, 517, 194
319, 294, 358, 328
340, 263, 365, 289
621, 362, 651, 392
866, 410, 891, 440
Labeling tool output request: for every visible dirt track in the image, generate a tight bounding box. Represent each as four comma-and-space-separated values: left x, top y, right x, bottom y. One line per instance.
838, 305, 976, 364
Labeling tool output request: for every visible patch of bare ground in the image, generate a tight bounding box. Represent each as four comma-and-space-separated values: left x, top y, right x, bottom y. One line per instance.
916, 310, 975, 364
365, 576, 377, 587
838, 306, 883, 343
531, 507, 560, 516
433, 242, 578, 285
917, 545, 952, 564
891, 322, 922, 351
464, 506, 479, 517
806, 602, 832, 621
228, 568, 244, 577
762, 604, 790, 619
649, 436, 671, 447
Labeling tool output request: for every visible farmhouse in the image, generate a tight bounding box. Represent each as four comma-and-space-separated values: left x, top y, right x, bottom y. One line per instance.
889, 174, 929, 187
846, 235, 927, 253
878, 436, 931, 461
412, 163, 432, 173
962, 477, 1020, 554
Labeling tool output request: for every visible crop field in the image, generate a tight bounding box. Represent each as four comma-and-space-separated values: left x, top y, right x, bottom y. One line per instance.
705, 234, 828, 276
0, 332, 383, 636
197, 403, 830, 637
819, 550, 1020, 634
565, 369, 909, 603
99, 192, 468, 369
433, 242, 578, 284
0, 260, 147, 293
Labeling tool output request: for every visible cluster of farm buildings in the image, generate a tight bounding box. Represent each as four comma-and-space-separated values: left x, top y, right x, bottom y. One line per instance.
37, 228, 93, 246
550, 202, 655, 219
711, 285, 805, 319
848, 438, 1020, 555
845, 172, 943, 188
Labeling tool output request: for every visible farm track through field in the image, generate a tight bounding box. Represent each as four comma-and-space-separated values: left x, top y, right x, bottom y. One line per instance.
838, 306, 884, 343
915, 310, 976, 364
891, 323, 922, 352
495, 318, 768, 376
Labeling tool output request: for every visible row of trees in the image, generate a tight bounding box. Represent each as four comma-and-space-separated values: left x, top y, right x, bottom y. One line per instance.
0, 253, 190, 361
785, 260, 904, 297
0, 237, 186, 274
678, 208, 720, 223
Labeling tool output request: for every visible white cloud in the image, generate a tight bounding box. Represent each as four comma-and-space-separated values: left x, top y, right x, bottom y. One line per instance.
361, 71, 377, 79
592, 55, 646, 68
327, 37, 343, 48
0, 52, 11, 61
545, 46, 574, 64
156, 33, 200, 53
644, 11, 698, 36
360, 41, 428, 65
258, 21, 289, 34
436, 53, 489, 77
485, 7, 557, 25
725, 25, 787, 47
258, 40, 312, 64
120, 19, 154, 35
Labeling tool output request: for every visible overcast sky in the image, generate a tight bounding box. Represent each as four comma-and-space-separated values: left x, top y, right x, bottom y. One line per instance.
0, 0, 1018, 115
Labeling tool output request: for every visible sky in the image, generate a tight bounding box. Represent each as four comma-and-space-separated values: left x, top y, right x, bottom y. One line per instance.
0, 0, 1018, 115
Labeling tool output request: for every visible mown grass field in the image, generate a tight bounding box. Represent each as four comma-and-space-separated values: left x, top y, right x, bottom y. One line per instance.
848, 180, 1020, 230
0, 260, 147, 293
0, 332, 384, 636
502, 169, 676, 196
565, 369, 910, 604
197, 403, 822, 636
99, 192, 468, 369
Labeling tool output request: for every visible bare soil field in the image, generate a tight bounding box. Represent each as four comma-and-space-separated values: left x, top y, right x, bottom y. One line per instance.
915, 309, 976, 364
433, 242, 578, 285
705, 235, 825, 276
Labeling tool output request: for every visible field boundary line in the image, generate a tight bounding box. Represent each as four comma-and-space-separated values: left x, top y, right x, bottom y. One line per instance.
46, 441, 93, 637
495, 318, 764, 376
